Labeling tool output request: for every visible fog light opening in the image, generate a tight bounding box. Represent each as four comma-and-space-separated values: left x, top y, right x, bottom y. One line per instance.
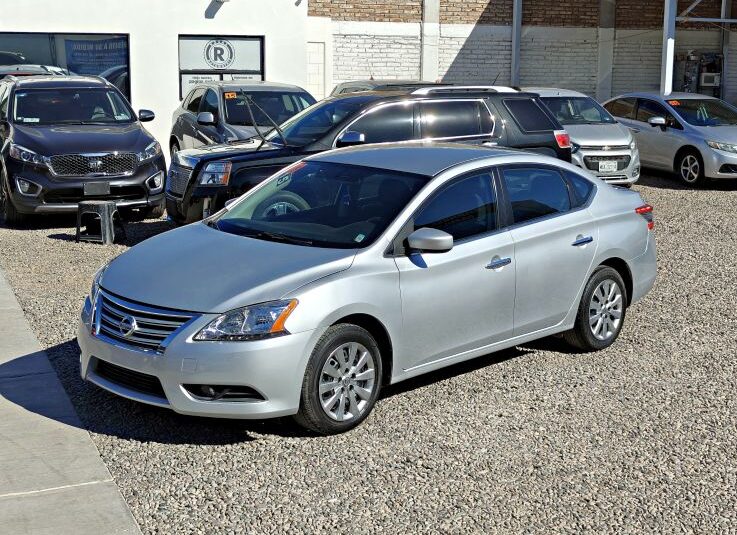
146, 171, 164, 193
15, 177, 41, 197
183, 384, 265, 402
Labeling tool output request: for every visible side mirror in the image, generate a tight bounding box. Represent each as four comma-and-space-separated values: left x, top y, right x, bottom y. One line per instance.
648, 116, 666, 127
197, 111, 217, 126
138, 109, 155, 122
336, 131, 365, 148
407, 227, 453, 253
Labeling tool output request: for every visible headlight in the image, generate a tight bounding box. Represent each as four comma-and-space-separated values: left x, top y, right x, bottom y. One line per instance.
9, 143, 49, 167
630, 140, 637, 150
137, 141, 162, 162
707, 140, 737, 154
199, 161, 232, 186
194, 299, 298, 341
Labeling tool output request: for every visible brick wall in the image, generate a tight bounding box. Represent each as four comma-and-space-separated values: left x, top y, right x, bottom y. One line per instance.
440, 0, 512, 25
437, 0, 599, 26
333, 33, 422, 82
617, 0, 737, 29
308, 1, 422, 22
440, 27, 512, 83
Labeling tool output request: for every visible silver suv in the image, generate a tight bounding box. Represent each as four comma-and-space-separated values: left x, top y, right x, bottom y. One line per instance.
533, 88, 640, 185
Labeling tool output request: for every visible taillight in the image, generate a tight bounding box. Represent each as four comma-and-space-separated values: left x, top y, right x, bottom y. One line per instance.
554, 130, 571, 149
636, 204, 654, 230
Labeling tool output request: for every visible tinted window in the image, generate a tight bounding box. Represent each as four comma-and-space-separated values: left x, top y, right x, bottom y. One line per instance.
636, 99, 668, 122
223, 91, 314, 126
420, 100, 489, 138
13, 88, 133, 125
605, 98, 636, 119
502, 167, 571, 224
200, 89, 219, 117
541, 96, 616, 125
186, 88, 205, 113
566, 171, 594, 207
414, 171, 497, 240
503, 98, 557, 132
349, 103, 415, 143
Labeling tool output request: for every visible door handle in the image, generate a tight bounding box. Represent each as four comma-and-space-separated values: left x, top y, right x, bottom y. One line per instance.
572, 235, 594, 247
629, 127, 641, 133
486, 257, 512, 270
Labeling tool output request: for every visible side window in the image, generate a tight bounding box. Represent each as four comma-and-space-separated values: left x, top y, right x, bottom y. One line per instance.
420, 100, 490, 138
502, 167, 571, 225
604, 98, 636, 119
566, 171, 595, 207
186, 88, 205, 113
349, 103, 415, 143
200, 89, 219, 118
636, 98, 680, 128
414, 171, 497, 241
503, 98, 558, 132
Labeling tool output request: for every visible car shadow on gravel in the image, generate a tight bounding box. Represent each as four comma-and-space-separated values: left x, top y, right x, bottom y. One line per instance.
637, 170, 737, 191
45, 218, 176, 247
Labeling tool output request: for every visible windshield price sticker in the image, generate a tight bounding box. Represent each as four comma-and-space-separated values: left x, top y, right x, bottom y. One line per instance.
224, 92, 237, 100
668, 100, 681, 106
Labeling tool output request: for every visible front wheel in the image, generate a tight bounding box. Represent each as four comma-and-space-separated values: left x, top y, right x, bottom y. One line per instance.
294, 324, 383, 435
563, 266, 627, 352
677, 150, 705, 186
0, 179, 26, 227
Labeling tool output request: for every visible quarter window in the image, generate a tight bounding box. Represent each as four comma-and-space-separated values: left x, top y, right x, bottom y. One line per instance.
604, 98, 636, 119
503, 98, 557, 132
502, 167, 571, 224
566, 171, 594, 207
414, 171, 497, 241
186, 88, 205, 113
419, 100, 490, 138
349, 103, 415, 144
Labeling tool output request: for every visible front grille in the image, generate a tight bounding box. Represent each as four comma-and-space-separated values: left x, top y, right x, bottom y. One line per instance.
166, 163, 193, 198
579, 144, 630, 151
94, 358, 166, 398
583, 155, 632, 172
43, 185, 145, 204
49, 153, 138, 177
94, 290, 197, 352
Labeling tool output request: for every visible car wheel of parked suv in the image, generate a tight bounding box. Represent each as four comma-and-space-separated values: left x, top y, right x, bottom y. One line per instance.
0, 179, 26, 227
254, 191, 310, 219
143, 203, 165, 219
294, 324, 383, 435
563, 266, 627, 352
677, 150, 705, 186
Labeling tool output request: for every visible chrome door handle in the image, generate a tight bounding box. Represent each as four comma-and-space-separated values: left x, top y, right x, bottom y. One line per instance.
486, 257, 512, 270
572, 235, 594, 247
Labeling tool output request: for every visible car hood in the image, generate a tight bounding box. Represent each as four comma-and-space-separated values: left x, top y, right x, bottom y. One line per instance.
689, 125, 737, 143
223, 123, 261, 141
12, 123, 151, 155
564, 123, 632, 147
100, 223, 356, 313
176, 137, 286, 166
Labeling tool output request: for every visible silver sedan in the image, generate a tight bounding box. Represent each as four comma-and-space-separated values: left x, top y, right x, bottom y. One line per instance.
78, 143, 657, 434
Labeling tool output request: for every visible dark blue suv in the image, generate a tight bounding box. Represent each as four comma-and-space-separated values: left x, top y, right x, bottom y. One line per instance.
0, 76, 166, 226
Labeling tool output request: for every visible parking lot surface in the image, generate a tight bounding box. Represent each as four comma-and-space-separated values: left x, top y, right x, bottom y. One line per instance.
0, 172, 735, 533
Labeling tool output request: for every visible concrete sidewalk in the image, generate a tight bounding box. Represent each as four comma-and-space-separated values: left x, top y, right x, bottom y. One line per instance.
0, 269, 140, 534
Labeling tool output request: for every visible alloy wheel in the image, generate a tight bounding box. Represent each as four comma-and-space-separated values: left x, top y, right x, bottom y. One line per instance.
588, 279, 623, 341
680, 154, 700, 183
319, 342, 376, 422
260, 201, 300, 218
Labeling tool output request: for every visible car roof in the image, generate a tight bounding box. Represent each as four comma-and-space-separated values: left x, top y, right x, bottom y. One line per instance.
309, 142, 524, 177
326, 87, 540, 104
610, 91, 719, 101
11, 75, 110, 89
197, 80, 308, 92
525, 87, 589, 98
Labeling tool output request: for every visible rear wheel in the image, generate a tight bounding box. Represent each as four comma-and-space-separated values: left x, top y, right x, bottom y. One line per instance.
563, 266, 627, 352
294, 324, 382, 435
677, 150, 705, 186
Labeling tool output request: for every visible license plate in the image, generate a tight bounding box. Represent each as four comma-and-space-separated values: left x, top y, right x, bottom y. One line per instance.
598, 160, 618, 173
83, 182, 110, 196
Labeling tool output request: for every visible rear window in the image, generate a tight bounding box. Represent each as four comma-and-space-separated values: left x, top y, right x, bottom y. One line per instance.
503, 98, 557, 132
420, 100, 492, 138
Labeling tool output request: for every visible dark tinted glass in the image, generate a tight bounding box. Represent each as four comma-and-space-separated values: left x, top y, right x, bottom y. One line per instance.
566, 171, 594, 207
420, 101, 486, 138
636, 99, 668, 122
502, 167, 571, 224
223, 91, 314, 126
186, 88, 205, 113
541, 96, 616, 125
503, 98, 557, 132
12, 88, 133, 125
414, 172, 496, 240
350, 103, 415, 143
200, 89, 219, 116
605, 98, 636, 119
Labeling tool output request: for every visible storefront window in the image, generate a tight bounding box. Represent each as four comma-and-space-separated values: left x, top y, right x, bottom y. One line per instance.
0, 33, 130, 100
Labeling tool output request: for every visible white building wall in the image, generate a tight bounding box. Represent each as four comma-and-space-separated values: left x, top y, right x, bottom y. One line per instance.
0, 0, 309, 151
439, 25, 512, 85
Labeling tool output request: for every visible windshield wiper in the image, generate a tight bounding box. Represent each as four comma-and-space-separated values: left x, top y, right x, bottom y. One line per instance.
238, 91, 290, 148
238, 228, 312, 246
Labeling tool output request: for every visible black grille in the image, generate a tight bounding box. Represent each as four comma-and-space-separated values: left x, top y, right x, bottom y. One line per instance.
43, 185, 145, 204
94, 359, 166, 398
50, 153, 138, 177
166, 164, 193, 197
583, 155, 632, 172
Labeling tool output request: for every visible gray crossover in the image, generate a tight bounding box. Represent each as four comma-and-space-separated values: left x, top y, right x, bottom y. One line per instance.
79, 143, 657, 434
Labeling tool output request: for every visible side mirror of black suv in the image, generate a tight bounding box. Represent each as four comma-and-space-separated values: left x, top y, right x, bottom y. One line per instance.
139, 109, 155, 122
336, 131, 365, 148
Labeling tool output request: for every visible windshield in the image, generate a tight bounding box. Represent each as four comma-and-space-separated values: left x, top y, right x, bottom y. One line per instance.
12, 88, 134, 125
667, 98, 737, 126
541, 96, 616, 125
223, 90, 314, 127
214, 160, 428, 248
264, 95, 379, 146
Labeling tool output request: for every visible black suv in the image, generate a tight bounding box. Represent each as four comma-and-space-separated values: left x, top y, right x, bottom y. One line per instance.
166, 86, 571, 224
0, 76, 166, 225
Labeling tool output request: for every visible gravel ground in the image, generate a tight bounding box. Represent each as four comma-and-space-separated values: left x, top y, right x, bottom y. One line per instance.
1, 172, 736, 534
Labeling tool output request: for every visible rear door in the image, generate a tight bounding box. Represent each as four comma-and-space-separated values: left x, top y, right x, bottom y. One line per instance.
500, 165, 598, 335
194, 89, 222, 147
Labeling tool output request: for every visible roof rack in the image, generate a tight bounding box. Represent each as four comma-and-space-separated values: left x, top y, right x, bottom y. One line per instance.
411, 85, 520, 95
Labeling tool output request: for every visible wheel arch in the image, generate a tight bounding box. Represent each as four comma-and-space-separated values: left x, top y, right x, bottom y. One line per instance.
169, 135, 180, 151
330, 313, 393, 387
598, 257, 633, 306
673, 144, 702, 173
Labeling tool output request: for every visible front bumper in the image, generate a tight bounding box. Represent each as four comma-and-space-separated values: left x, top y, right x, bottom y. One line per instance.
702, 147, 737, 179
572, 148, 640, 185
7, 157, 166, 214
78, 300, 318, 419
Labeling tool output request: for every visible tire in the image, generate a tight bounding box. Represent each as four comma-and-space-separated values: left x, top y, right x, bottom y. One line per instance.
563, 266, 628, 352
143, 202, 165, 219
294, 324, 383, 435
253, 191, 309, 219
167, 196, 204, 225
0, 178, 26, 227
677, 149, 705, 186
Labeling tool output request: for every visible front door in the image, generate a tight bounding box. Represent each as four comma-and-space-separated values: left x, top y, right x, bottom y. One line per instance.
395, 169, 516, 372
631, 98, 684, 170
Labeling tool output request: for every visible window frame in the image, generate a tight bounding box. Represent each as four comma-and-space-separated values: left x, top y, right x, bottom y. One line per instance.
185, 87, 206, 114
635, 98, 683, 130
331, 100, 419, 148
